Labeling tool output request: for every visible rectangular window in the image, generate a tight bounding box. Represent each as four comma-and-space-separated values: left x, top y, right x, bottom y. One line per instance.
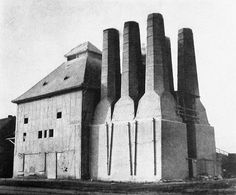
44, 130, 47, 138
57, 112, 62, 119
23, 133, 26, 142
49, 129, 54, 137
24, 117, 28, 124
38, 131, 42, 139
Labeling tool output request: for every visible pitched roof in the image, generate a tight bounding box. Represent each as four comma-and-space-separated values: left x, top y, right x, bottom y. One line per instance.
12, 42, 101, 104
64, 41, 102, 57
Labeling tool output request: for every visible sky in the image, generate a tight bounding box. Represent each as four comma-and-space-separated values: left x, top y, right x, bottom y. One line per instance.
0, 0, 236, 153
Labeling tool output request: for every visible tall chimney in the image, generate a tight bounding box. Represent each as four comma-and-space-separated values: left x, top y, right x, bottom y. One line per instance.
178, 28, 199, 97
165, 37, 174, 93
121, 21, 143, 104
146, 13, 167, 94
101, 28, 121, 101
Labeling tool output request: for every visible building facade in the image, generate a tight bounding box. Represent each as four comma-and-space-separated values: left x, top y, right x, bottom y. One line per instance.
12, 42, 101, 179
12, 13, 217, 181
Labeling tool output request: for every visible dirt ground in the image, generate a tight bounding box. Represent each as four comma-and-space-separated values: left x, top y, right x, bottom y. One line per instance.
0, 178, 236, 194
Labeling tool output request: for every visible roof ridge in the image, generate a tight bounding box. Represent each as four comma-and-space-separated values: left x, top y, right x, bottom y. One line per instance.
64, 41, 101, 57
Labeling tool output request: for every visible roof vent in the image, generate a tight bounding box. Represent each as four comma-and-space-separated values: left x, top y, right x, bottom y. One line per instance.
64, 41, 101, 61
43, 81, 48, 86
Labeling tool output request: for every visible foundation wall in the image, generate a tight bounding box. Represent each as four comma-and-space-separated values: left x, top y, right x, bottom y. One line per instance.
90, 118, 188, 182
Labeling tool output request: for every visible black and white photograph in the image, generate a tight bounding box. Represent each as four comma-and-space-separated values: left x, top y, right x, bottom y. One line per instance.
0, 0, 236, 194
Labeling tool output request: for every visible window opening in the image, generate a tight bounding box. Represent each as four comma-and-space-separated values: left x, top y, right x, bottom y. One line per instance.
49, 129, 54, 137
64, 76, 69, 80
23, 133, 26, 142
38, 131, 42, 139
44, 130, 47, 138
24, 117, 28, 124
57, 112, 62, 119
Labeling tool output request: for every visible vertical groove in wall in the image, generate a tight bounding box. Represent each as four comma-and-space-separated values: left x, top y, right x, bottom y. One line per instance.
106, 123, 109, 174
108, 123, 114, 175
44, 152, 47, 172
153, 118, 157, 175
128, 122, 133, 175
22, 153, 25, 173
134, 121, 138, 175
55, 152, 57, 179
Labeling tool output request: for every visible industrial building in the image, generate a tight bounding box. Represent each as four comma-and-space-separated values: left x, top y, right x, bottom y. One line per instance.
12, 13, 217, 181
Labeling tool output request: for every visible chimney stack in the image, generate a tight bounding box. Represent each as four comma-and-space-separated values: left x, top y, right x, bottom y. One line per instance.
101, 28, 121, 101
178, 28, 199, 97
121, 21, 143, 104
146, 13, 167, 94
165, 37, 174, 93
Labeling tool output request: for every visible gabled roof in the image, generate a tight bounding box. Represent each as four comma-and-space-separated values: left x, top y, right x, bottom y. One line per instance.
12, 42, 101, 104
64, 41, 102, 57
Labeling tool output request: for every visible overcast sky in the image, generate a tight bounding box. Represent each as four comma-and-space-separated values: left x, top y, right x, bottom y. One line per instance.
0, 0, 236, 153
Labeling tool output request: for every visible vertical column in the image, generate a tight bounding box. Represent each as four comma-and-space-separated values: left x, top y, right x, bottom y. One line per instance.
101, 28, 121, 101
121, 21, 143, 102
146, 13, 166, 94
178, 28, 200, 96
165, 37, 174, 93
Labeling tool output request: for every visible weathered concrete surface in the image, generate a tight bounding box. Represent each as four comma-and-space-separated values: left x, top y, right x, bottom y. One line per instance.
177, 28, 216, 177
161, 120, 188, 179
165, 37, 174, 93
81, 89, 100, 179
178, 28, 199, 97
13, 91, 83, 179
109, 21, 144, 181
90, 124, 108, 180
91, 119, 187, 182
93, 28, 120, 125
194, 124, 216, 176
90, 29, 121, 180
120, 22, 143, 102
112, 21, 142, 121
91, 14, 188, 181
145, 13, 165, 94
135, 13, 188, 181
136, 14, 181, 121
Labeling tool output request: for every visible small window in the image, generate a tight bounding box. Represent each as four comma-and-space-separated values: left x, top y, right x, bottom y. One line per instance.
64, 76, 69, 80
57, 112, 62, 119
44, 130, 47, 138
49, 129, 54, 137
24, 117, 28, 124
38, 131, 42, 139
23, 133, 26, 142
